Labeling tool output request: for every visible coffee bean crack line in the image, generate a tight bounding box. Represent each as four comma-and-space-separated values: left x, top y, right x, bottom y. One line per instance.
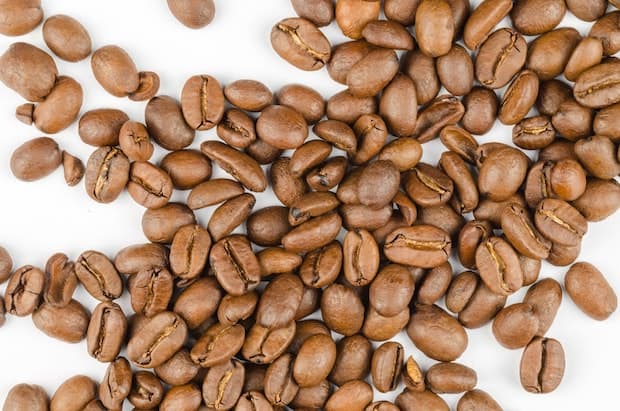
276, 23, 329, 65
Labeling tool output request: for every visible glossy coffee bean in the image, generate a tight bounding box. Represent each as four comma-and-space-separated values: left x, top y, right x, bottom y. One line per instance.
335, 0, 380, 39
476, 28, 526, 89
416, 0, 454, 57
426, 362, 477, 394
50, 375, 97, 411
371, 342, 404, 393
464, 0, 513, 50
114, 243, 168, 275
203, 360, 245, 409
325, 380, 373, 411
91, 45, 139, 97
384, 225, 451, 269
321, 284, 364, 336
412, 95, 464, 143
492, 303, 539, 349
202, 141, 267, 192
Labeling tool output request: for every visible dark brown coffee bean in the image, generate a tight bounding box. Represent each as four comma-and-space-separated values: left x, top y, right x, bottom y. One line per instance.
127, 311, 188, 368
244, 136, 281, 166
464, 0, 513, 50
437, 45, 474, 96
418, 204, 466, 241
347, 48, 399, 98
187, 179, 243, 211
377, 138, 423, 172
492, 303, 539, 349
335, 0, 380, 39
384, 225, 451, 268
291, 379, 332, 408
473, 194, 526, 227
162, 383, 202, 411
426, 363, 477, 394
590, 11, 620, 56
371, 342, 404, 393
534, 198, 587, 246
342, 229, 379, 287
439, 128, 477, 165
379, 73, 418, 137
99, 357, 132, 409
282, 212, 342, 253
91, 45, 139, 97
574, 135, 620, 179
520, 337, 565, 393
404, 163, 454, 207
355, 160, 399, 209
202, 360, 245, 410
321, 284, 364, 336
209, 234, 260, 296
128, 267, 173, 317
10, 136, 62, 181
327, 91, 377, 128
501, 203, 551, 259
416, 0, 454, 57
325, 380, 373, 411
476, 236, 523, 296
271, 17, 331, 71
87, 301, 127, 362
457, 389, 503, 411
370, 264, 415, 317
537, 79, 572, 117
350, 114, 387, 164
50, 375, 97, 411
145, 96, 194, 150
114, 243, 168, 275
292, 0, 334, 26
75, 250, 123, 301
439, 151, 479, 213
202, 141, 267, 192
0, 42, 57, 101
258, 248, 302, 278
289, 142, 331, 179
412, 95, 465, 143
478, 146, 529, 201
538, 140, 578, 164
43, 14, 91, 61
3, 384, 48, 411
294, 334, 337, 387
547, 241, 581, 267
407, 304, 468, 362
32, 299, 89, 343
288, 192, 339, 227
476, 28, 527, 89
313, 120, 357, 155
154, 349, 199, 386
306, 156, 348, 191
245, 206, 290, 247
572, 178, 620, 222
180, 74, 224, 131
270, 157, 308, 207
574, 61, 620, 108
565, 262, 617, 321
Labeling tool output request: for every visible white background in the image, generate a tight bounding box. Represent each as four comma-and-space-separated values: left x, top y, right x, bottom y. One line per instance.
0, 1, 618, 410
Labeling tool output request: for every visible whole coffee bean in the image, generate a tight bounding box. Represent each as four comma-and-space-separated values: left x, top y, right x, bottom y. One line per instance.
475, 28, 527, 89
62, 151, 85, 187
457, 389, 503, 411
519, 255, 540, 285
292, 0, 333, 26
458, 220, 492, 269
594, 102, 620, 141
282, 212, 342, 253
313, 120, 357, 154
216, 109, 256, 149
168, 224, 210, 282
202, 141, 267, 192
0, 42, 57, 101
50, 375, 97, 411
203, 360, 244, 409
155, 349, 200, 386
244, 207, 290, 247
426, 363, 477, 394
128, 267, 173, 317
75, 250, 123, 301
10, 136, 62, 181
379, 73, 418, 137
498, 69, 539, 125
276, 83, 325, 124
478, 146, 528, 201
327, 40, 373, 84
43, 15, 91, 62
539, 140, 578, 164
4, 265, 45, 316
462, 87, 499, 135
419, 204, 465, 242
259, 247, 302, 277
351, 114, 387, 165
512, 115, 554, 150
501, 203, 551, 259
180, 74, 224, 131
288, 192, 338, 227
224, 80, 273, 112
174, 277, 221, 329
32, 300, 89, 343
535, 198, 587, 246
257, 105, 308, 150
299, 241, 342, 288
263, 354, 298, 407
342, 229, 379, 287
392, 191, 418, 226
271, 17, 331, 71
464, 0, 513, 50
256, 273, 303, 328
547, 159, 587, 202
347, 48, 399, 98
0, 247, 12, 284
329, 335, 372, 386
574, 61, 620, 108
237, 391, 274, 411
574, 135, 620, 179
369, 264, 415, 317
210, 235, 260, 296
436, 45, 474, 96
407, 304, 468, 361
326, 89, 377, 124
520, 337, 565, 393
447, 0, 471, 35
167, 0, 214, 28
362, 304, 410, 341
384, 0, 419, 25
127, 311, 188, 368
448, 271, 507, 328
527, 28, 581, 81
476, 236, 523, 295
128, 371, 164, 409
325, 380, 373, 411
371, 342, 404, 393
91, 45, 139, 97
537, 79, 572, 117
474, 194, 526, 227
551, 98, 593, 141
3, 384, 48, 411
403, 50, 439, 106
188, 179, 243, 211
416, 0, 454, 57
572, 178, 620, 222
270, 157, 308, 206
565, 262, 617, 321
356, 161, 400, 210
160, 150, 212, 190
79, 109, 128, 147
566, 0, 606, 21
86, 301, 127, 362
209, 193, 256, 241
548, 241, 581, 267
404, 163, 454, 207
84, 146, 130, 203
590, 11, 620, 56
335, 0, 380, 39
395, 388, 449, 411
43, 253, 76, 307
362, 20, 414, 50
524, 278, 562, 336
127, 70, 160, 102
492, 303, 539, 349
565, 37, 604, 82
417, 262, 453, 305
439, 151, 479, 213
291, 320, 330, 354
384, 225, 451, 269
511, 0, 565, 35
99, 357, 132, 409
0, 0, 43, 36
291, 379, 331, 408
413, 95, 465, 142
321, 284, 364, 336
146, 95, 195, 150
191, 322, 245, 368
127, 161, 173, 209
243, 321, 296, 364
114, 243, 168, 275
294, 334, 337, 387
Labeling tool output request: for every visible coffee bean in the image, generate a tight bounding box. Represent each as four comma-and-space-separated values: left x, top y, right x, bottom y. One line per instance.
145, 95, 195, 150
329, 335, 372, 386
327, 40, 372, 84
566, 0, 606, 22
291, 380, 332, 409
294, 334, 337, 387
43, 15, 91, 62
565, 37, 604, 82
155, 349, 200, 386
501, 203, 551, 259
574, 61, 620, 108
0, 247, 12, 284
547, 241, 581, 267
379, 73, 418, 138
552, 98, 593, 141
476, 28, 527, 89
572, 178, 620, 222
32, 300, 89, 343
257, 105, 308, 150
216, 108, 256, 149
127, 311, 188, 368
534, 198, 587, 246
276, 83, 325, 125
475, 236, 523, 296
258, 247, 302, 278
99, 357, 132, 409
243, 321, 296, 364
512, 115, 554, 150
404, 163, 454, 208
574, 135, 620, 179
492, 303, 539, 349
292, 0, 334, 27
224, 79, 273, 112
257, 273, 304, 328
299, 241, 342, 289
325, 380, 373, 411
417, 262, 453, 306
384, 0, 419, 25
523, 278, 562, 337
537, 79, 572, 117
343, 229, 380, 287
270, 157, 308, 206
172, 278, 221, 330
347, 48, 399, 98
3, 384, 48, 411
590, 11, 620, 56
520, 337, 565, 393
50, 375, 97, 411
114, 243, 168, 275
384, 225, 451, 268
75, 250, 123, 301
426, 362, 477, 394
362, 305, 410, 341
0, 0, 43, 36
527, 28, 581, 82
456, 389, 503, 411
167, 0, 214, 28
61, 151, 84, 187
408, 304, 468, 361
91, 45, 139, 97
282, 212, 342, 253
5, 265, 45, 316
313, 120, 356, 155
127, 161, 173, 209
446, 271, 507, 328
326, 89, 377, 124
128, 70, 160, 102
180, 74, 225, 131
335, 0, 380, 39
209, 193, 256, 241
126, 376, 162, 410
190, 322, 245, 368
362, 20, 414, 50
439, 151, 479, 213
84, 146, 130, 203
371, 342, 404, 393
202, 141, 267, 192
511, 0, 565, 35
413, 95, 465, 143
264, 353, 299, 406
395, 388, 449, 411
565, 262, 617, 321
416, 0, 454, 57
10, 136, 62, 181
86, 301, 127, 362
79, 108, 129, 147
478, 146, 529, 201
0, 42, 57, 101
462, 86, 499, 135
369, 264, 415, 317
210, 235, 261, 296
128, 267, 173, 317
437, 45, 474, 96
464, 0, 513, 50
402, 355, 425, 392
498, 70, 539, 125
321, 283, 365, 336
271, 17, 331, 71
202, 359, 245, 409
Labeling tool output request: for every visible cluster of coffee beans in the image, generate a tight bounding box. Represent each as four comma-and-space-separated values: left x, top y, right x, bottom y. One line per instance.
1, 0, 620, 410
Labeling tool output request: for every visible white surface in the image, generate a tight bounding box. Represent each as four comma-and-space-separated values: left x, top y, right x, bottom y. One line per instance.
0, 1, 618, 409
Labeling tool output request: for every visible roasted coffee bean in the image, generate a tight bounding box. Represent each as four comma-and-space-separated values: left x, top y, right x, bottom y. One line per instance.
202, 141, 267, 192
418, 204, 466, 240
590, 11, 620, 56
395, 388, 449, 411
259, 248, 302, 277
384, 223, 449, 267
306, 156, 348, 191
10, 136, 62, 181
265, 355, 299, 406
243, 321, 296, 364
501, 203, 551, 259
458, 220, 492, 269
44, 253, 77, 307
356, 161, 399, 210
362, 20, 414, 50
3, 384, 48, 411
167, 0, 214, 28
321, 284, 364, 336
594, 103, 620, 142
369, 264, 414, 317
32, 300, 89, 343
342, 229, 379, 287
257, 105, 308, 150
436, 45, 474, 96
4, 265, 45, 316
127, 311, 188, 368
62, 151, 85, 186
439, 151, 479, 213
225, 80, 273, 112
572, 178, 620, 222
160, 150, 211, 191
412, 95, 465, 143
513, 115, 554, 150
403, 50, 439, 105
188, 179, 243, 211
329, 335, 372, 386
256, 273, 303, 328
145, 95, 195, 150
351, 114, 387, 164
0, 0, 43, 36
297, 287, 322, 319
519, 254, 540, 284
498, 70, 539, 125
127, 161, 173, 209
523, 278, 562, 337
416, 0, 454, 57
379, 73, 418, 137
128, 267, 173, 317
457, 389, 503, 411
191, 322, 245, 368
574, 135, 620, 179
565, 262, 617, 321
565, 37, 604, 82
291, 0, 333, 27
447, 271, 507, 328
282, 212, 342, 253
551, 98, 593, 141
547, 241, 581, 267
426, 363, 477, 394
378, 137, 423, 172
246, 206, 291, 247
534, 198, 587, 246
407, 304, 468, 361
314, 120, 357, 154
154, 349, 200, 386
291, 379, 331, 409
461, 87, 499, 135
325, 380, 373, 411
362, 305, 410, 341
129, 372, 164, 410
527, 28, 581, 81
173, 277, 221, 329
276, 83, 325, 124
271, 157, 308, 206
404, 163, 454, 207
384, 0, 419, 25
567, 0, 606, 21
271, 17, 331, 71
476, 236, 523, 295
347, 48, 399, 98
537, 79, 572, 117
299, 241, 342, 288
475, 28, 527, 89
91, 45, 139, 97
371, 342, 404, 393
79, 109, 128, 147
294, 334, 337, 387
464, 0, 513, 50
0, 247, 13, 284
216, 109, 256, 149
290, 139, 332, 177
180, 74, 224, 131
511, 0, 565, 35
439, 128, 477, 166
478, 146, 528, 201
574, 61, 620, 108
335, 0, 380, 39
402, 356, 425, 392
86, 301, 127, 362
326, 89, 377, 124
75, 250, 123, 301
0, 42, 57, 101
288, 192, 338, 227
520, 337, 565, 393
417, 262, 452, 305
492, 303, 539, 349
209, 193, 256, 241
114, 243, 168, 275
84, 146, 130, 204
327, 40, 373, 84
99, 357, 132, 410
202, 360, 244, 410
237, 391, 274, 411
474, 194, 526, 227
50, 375, 97, 411
210, 234, 259, 295
43, 15, 91, 62
538, 140, 578, 163
126, 70, 160, 102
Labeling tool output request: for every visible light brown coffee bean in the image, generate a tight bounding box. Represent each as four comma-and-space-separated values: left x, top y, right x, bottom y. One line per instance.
492, 303, 539, 349
520, 337, 565, 393
384, 225, 451, 268
87, 301, 127, 362
3, 384, 48, 411
271, 17, 331, 71
114, 243, 169, 275
208, 193, 256, 241
412, 95, 465, 143
210, 235, 261, 296
155, 349, 200, 386
145, 95, 195, 150
347, 48, 399, 98
91, 45, 139, 97
10, 136, 62, 182
565, 37, 604, 82
128, 267, 173, 317
403, 50, 440, 105
276, 83, 325, 124
75, 250, 123, 301
282, 212, 342, 253
202, 141, 267, 192
43, 15, 91, 62
475, 28, 527, 89
464, 0, 513, 50
407, 304, 468, 362
456, 389, 503, 411
325, 380, 373, 411
202, 360, 245, 409
321, 284, 365, 336
84, 146, 130, 203
379, 73, 418, 137
0, 42, 57, 101
475, 237, 523, 296
416, 0, 455, 57
127, 311, 188, 368
565, 262, 617, 321
437, 45, 474, 96
426, 363, 477, 394
335, 0, 380, 39
32, 300, 89, 343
